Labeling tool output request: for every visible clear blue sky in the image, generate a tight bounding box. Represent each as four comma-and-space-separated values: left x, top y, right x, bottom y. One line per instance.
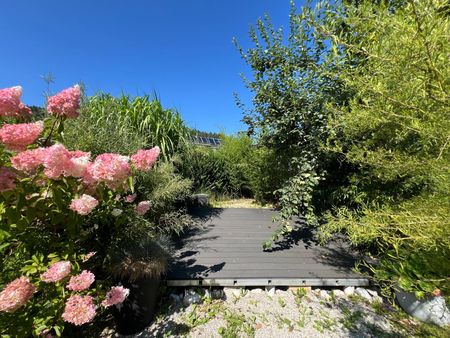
0, 0, 302, 133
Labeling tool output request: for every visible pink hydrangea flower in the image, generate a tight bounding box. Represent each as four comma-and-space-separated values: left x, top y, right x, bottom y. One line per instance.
88, 153, 131, 190
11, 148, 46, 172
131, 146, 160, 171
0, 167, 16, 192
40, 261, 71, 283
68, 151, 91, 177
41, 144, 73, 179
0, 121, 44, 151
0, 276, 36, 313
124, 193, 137, 203
47, 85, 81, 118
0, 86, 22, 117
62, 295, 96, 326
66, 270, 95, 291
102, 286, 130, 307
69, 194, 98, 215
135, 200, 151, 215
82, 251, 96, 262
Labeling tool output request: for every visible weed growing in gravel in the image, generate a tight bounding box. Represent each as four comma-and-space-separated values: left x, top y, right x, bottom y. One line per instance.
218, 309, 255, 338
182, 302, 223, 328
313, 310, 337, 333
339, 304, 363, 331
294, 288, 307, 307
274, 313, 295, 331
277, 297, 286, 308
371, 300, 384, 315
295, 305, 309, 329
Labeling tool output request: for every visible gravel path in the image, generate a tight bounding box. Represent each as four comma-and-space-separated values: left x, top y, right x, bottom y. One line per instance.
104, 287, 415, 338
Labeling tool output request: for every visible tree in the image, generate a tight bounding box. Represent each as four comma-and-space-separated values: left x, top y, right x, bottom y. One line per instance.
234, 1, 350, 246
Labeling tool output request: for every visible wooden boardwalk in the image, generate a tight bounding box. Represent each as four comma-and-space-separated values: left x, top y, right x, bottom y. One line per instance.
166, 208, 369, 287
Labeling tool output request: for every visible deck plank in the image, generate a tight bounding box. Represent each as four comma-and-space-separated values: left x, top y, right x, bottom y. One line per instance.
166, 208, 367, 286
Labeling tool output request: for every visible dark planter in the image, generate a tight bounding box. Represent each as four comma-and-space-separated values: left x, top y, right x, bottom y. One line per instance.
112, 277, 161, 335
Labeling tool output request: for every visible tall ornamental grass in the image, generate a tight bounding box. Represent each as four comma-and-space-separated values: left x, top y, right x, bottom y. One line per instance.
65, 94, 190, 159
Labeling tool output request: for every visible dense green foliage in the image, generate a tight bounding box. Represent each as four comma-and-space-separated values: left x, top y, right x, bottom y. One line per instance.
319, 0, 450, 296
65, 94, 190, 159
135, 161, 193, 235
235, 1, 348, 246
238, 0, 450, 296
64, 93, 195, 237
177, 134, 255, 198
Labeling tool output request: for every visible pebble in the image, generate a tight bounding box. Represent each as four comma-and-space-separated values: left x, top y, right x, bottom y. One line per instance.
183, 289, 201, 306
211, 289, 224, 299
367, 289, 379, 298
332, 289, 345, 298
355, 287, 373, 302
344, 286, 355, 296
319, 290, 331, 299
251, 288, 263, 294
265, 286, 276, 296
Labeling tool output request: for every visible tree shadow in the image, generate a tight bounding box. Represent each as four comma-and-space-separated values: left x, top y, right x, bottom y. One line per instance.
168, 208, 227, 279
264, 220, 316, 252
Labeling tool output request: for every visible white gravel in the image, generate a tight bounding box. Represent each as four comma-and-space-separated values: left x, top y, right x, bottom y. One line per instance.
102, 287, 413, 338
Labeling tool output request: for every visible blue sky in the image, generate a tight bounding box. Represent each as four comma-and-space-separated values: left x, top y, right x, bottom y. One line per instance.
0, 1, 299, 133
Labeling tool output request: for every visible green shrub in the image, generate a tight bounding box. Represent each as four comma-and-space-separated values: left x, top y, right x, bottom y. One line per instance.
177, 133, 263, 199
135, 161, 194, 235
215, 134, 254, 197
177, 146, 235, 197
319, 0, 450, 296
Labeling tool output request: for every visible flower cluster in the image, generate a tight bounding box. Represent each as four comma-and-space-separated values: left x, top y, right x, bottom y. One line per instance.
131, 146, 160, 171
66, 270, 95, 291
61, 295, 96, 326
69, 194, 98, 215
88, 153, 131, 190
102, 286, 130, 307
0, 277, 36, 313
0, 85, 156, 332
135, 200, 151, 215
0, 121, 44, 151
40, 261, 72, 283
0, 167, 16, 192
124, 193, 137, 203
82, 251, 96, 262
0, 86, 31, 118
47, 85, 81, 118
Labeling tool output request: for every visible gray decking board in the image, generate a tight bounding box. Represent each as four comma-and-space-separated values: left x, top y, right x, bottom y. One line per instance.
166, 208, 368, 286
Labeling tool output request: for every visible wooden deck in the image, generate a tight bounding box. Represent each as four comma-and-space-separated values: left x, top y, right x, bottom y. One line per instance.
166, 208, 369, 287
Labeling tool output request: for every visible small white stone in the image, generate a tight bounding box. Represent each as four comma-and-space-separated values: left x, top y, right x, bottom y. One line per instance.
265, 286, 276, 296
224, 287, 244, 299
319, 290, 330, 299
332, 289, 345, 298
372, 295, 383, 303
355, 287, 373, 301
211, 289, 224, 299
183, 290, 201, 306
344, 286, 355, 296
251, 288, 263, 294
367, 289, 379, 297
204, 289, 211, 299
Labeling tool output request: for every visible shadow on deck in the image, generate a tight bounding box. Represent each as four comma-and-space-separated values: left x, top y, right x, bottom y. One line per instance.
166, 207, 369, 287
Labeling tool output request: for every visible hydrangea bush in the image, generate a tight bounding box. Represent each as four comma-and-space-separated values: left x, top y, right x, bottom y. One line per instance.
0, 85, 160, 336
